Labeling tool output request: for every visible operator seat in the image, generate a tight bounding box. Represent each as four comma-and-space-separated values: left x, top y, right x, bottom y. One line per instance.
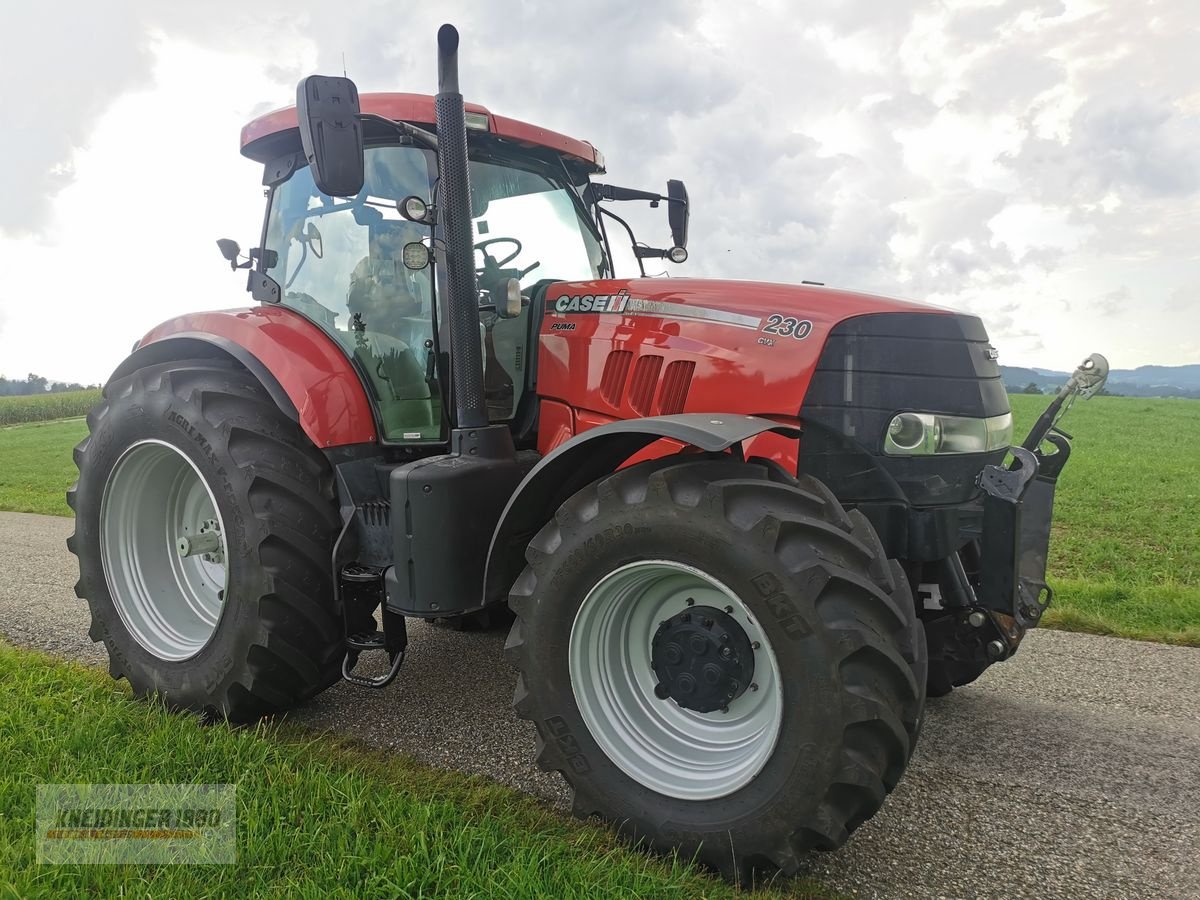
344, 237, 433, 428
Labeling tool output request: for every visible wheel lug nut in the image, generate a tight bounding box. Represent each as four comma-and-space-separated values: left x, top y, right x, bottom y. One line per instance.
751, 641, 761, 650
685, 597, 695, 606
750, 682, 759, 691
724, 605, 733, 614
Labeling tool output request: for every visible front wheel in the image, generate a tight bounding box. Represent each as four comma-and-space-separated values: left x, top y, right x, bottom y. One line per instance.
506, 457, 926, 882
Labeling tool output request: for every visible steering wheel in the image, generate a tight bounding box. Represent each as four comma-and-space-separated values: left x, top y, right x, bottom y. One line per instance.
474, 236, 541, 280
475, 237, 522, 268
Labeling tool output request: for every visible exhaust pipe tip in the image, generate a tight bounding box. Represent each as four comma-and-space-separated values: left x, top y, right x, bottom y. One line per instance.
437, 23, 459, 53
437, 24, 460, 94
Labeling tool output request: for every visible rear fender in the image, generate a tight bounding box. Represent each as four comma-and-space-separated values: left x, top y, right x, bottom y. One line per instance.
482, 413, 800, 603
110, 307, 376, 448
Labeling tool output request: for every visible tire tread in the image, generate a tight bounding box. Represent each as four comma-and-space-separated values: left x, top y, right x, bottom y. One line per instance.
506, 455, 925, 879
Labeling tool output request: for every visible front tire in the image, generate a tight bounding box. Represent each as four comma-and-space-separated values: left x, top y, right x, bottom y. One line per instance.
506, 456, 926, 882
67, 359, 345, 722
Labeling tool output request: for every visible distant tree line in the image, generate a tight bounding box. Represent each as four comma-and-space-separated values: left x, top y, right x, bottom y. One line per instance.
0, 373, 100, 396
1007, 383, 1121, 397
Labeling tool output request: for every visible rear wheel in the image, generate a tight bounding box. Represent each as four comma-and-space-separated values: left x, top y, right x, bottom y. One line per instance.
67, 359, 346, 722
506, 456, 926, 882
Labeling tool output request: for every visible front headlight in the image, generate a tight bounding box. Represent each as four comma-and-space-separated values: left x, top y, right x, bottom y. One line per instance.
883, 411, 1012, 456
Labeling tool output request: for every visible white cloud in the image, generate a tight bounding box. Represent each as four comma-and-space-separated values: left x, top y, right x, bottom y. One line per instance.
0, 0, 1197, 382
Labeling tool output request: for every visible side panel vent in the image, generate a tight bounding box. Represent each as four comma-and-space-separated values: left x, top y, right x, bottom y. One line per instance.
599, 350, 633, 407
628, 354, 664, 417
656, 360, 695, 415
359, 500, 391, 526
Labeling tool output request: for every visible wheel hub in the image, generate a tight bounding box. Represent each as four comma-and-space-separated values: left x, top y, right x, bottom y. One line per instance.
651, 605, 755, 713
569, 559, 784, 800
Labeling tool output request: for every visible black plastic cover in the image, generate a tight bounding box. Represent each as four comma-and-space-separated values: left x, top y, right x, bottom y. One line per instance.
384, 426, 521, 617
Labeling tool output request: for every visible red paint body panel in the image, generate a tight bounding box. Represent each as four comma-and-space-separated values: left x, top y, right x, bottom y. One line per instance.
138, 307, 376, 448
535, 279, 950, 467
537, 399, 576, 452
241, 93, 603, 169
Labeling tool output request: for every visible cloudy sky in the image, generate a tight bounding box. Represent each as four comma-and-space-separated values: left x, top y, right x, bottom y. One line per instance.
1, 0, 1196, 384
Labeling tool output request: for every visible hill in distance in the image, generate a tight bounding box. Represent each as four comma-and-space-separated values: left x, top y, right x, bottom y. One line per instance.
1001, 363, 1200, 398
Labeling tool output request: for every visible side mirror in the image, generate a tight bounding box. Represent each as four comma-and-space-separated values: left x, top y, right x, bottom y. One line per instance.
296, 75, 365, 198
216, 238, 241, 270
667, 179, 689, 251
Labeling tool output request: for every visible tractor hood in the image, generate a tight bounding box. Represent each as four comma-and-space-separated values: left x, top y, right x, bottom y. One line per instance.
534, 276, 1005, 491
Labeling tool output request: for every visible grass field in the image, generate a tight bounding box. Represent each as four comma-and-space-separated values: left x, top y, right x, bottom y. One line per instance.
0, 641, 822, 898
0, 389, 100, 426
0, 418, 86, 516
0, 395, 1196, 645
1007, 394, 1199, 645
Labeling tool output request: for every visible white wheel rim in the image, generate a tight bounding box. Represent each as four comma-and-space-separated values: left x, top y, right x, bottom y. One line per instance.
569, 560, 784, 800
99, 439, 228, 661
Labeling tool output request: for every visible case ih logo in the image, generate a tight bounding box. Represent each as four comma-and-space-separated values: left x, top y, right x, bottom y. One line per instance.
552, 289, 631, 314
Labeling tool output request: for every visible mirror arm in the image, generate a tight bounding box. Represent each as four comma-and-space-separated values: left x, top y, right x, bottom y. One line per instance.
596, 205, 647, 278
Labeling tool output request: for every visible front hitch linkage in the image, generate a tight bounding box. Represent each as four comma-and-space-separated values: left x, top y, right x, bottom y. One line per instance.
977, 353, 1109, 632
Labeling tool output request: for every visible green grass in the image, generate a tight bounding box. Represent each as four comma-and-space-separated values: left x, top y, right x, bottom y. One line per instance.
0, 419, 86, 516
0, 641, 826, 898
1007, 394, 1200, 645
0, 390, 100, 426
0, 396, 1196, 645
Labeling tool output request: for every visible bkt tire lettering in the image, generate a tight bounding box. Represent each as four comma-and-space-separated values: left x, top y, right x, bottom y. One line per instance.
751, 572, 812, 639
545, 715, 592, 774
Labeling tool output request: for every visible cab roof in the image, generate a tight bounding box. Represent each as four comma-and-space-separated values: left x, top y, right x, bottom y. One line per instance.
240, 92, 605, 172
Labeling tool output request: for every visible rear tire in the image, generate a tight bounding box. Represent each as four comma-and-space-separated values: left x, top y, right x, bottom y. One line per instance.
67, 359, 345, 722
505, 456, 926, 883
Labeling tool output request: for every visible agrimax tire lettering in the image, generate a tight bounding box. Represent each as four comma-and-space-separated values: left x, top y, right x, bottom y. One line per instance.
752, 572, 812, 639
166, 411, 221, 470
165, 408, 246, 541
545, 715, 591, 774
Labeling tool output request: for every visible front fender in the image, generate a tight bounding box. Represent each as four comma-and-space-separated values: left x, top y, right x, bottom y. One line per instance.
113, 306, 376, 448
482, 413, 801, 602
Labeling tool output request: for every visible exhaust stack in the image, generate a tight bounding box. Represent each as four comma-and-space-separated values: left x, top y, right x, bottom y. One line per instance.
434, 24, 487, 429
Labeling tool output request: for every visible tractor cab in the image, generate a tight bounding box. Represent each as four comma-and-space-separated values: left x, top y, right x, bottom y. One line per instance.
240, 94, 621, 443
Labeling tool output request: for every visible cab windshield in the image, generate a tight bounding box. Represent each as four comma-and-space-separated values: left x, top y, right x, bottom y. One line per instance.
262, 142, 603, 441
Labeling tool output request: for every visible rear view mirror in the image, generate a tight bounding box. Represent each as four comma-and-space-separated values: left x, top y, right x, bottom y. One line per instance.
296, 75, 365, 198
667, 179, 689, 250
216, 238, 240, 266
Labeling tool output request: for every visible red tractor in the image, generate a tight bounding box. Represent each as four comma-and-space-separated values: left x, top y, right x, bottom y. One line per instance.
68, 25, 1107, 880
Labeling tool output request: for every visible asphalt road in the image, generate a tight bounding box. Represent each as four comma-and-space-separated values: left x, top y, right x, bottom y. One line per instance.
2, 510, 1197, 899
